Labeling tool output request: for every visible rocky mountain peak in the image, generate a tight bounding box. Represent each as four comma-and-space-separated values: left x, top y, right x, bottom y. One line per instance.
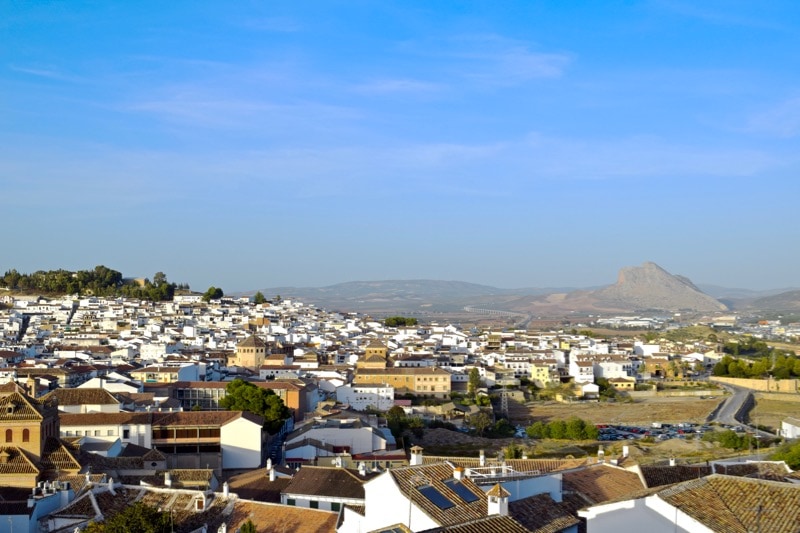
597, 262, 727, 312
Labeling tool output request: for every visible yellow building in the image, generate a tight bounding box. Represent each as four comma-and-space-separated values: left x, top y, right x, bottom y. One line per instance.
0, 384, 80, 488
529, 364, 555, 388
355, 367, 451, 398
230, 335, 267, 368
357, 339, 388, 370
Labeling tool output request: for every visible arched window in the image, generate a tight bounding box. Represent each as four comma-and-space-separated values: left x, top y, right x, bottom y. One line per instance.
22, 429, 29, 442
5, 429, 11, 442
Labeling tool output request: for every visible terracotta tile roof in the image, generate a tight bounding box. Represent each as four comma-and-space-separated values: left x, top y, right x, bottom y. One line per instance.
423, 456, 589, 475
43, 387, 120, 406
420, 515, 530, 533
226, 500, 338, 532
238, 335, 267, 348
357, 367, 450, 376
508, 493, 582, 533
283, 466, 368, 500
40, 437, 82, 475
712, 461, 793, 481
639, 464, 711, 488
562, 464, 645, 504
657, 474, 800, 533
151, 410, 249, 427
59, 411, 152, 426
226, 468, 292, 503
485, 484, 510, 498
0, 446, 40, 475
390, 464, 487, 527
0, 391, 53, 421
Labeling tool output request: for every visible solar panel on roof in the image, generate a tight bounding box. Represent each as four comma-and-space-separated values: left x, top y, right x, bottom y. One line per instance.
443, 479, 480, 503
417, 485, 455, 510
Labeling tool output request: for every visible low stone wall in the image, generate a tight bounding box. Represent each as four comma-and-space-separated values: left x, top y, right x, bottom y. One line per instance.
754, 392, 800, 403
628, 389, 723, 399
711, 376, 800, 393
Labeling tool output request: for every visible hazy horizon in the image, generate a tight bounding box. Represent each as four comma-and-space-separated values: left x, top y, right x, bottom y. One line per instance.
3, 2, 799, 292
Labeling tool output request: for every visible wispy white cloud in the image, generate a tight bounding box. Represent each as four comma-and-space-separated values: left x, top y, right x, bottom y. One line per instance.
451, 34, 572, 83
400, 34, 572, 87
651, 0, 783, 29
746, 97, 800, 138
8, 64, 83, 82
352, 78, 444, 95
239, 16, 302, 33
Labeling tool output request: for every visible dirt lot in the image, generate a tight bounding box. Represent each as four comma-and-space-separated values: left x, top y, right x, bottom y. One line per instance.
748, 396, 800, 432
507, 396, 723, 427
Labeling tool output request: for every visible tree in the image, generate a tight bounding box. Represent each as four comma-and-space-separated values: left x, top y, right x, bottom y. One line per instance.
83, 502, 171, 533
468, 368, 481, 398
240, 520, 257, 533
253, 291, 267, 304
202, 286, 224, 302
526, 421, 548, 439
467, 411, 493, 436
565, 417, 587, 440
220, 379, 290, 434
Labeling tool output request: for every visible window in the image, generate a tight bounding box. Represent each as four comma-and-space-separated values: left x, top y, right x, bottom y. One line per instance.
22, 429, 29, 443
123, 429, 130, 439
331, 502, 340, 512
309, 501, 319, 509
286, 499, 295, 506
5, 429, 11, 442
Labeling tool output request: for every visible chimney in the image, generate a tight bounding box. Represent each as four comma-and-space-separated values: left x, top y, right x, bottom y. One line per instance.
358, 462, 367, 477
223, 481, 229, 498
486, 483, 510, 516
597, 446, 605, 464
669, 457, 676, 467
164, 472, 172, 487
266, 458, 273, 471
622, 445, 629, 458
453, 467, 464, 481
269, 467, 276, 482
107, 477, 116, 496
60, 482, 71, 508
410, 446, 424, 466
479, 449, 486, 467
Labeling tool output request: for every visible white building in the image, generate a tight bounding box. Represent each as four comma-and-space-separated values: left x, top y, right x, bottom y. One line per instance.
336, 384, 394, 411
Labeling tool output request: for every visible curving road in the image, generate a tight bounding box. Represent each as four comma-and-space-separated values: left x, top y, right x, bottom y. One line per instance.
709, 383, 774, 438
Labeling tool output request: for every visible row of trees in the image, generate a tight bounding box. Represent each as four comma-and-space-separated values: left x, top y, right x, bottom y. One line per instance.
384, 316, 418, 327
0, 266, 189, 301
712, 354, 800, 379
526, 416, 599, 440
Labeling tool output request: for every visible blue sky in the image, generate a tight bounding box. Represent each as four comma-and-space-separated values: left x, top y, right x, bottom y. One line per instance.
2, 1, 799, 292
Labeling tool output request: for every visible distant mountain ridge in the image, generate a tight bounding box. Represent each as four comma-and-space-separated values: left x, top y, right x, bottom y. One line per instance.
252, 263, 796, 315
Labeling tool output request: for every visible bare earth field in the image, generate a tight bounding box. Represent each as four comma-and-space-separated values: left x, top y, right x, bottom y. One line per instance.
748, 396, 800, 432
507, 396, 722, 427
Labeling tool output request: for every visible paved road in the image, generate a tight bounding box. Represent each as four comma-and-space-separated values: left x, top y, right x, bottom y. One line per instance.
709, 383, 775, 438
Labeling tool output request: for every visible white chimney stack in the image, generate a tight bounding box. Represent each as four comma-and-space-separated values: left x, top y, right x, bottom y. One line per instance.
622, 445, 629, 458
410, 446, 424, 466
486, 483, 510, 516
453, 467, 464, 481
164, 472, 172, 488
223, 481, 229, 498
669, 457, 676, 467
358, 462, 367, 477
479, 449, 486, 467
269, 467, 276, 482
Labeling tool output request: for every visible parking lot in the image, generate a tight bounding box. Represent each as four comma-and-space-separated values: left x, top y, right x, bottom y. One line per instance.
596, 422, 715, 442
